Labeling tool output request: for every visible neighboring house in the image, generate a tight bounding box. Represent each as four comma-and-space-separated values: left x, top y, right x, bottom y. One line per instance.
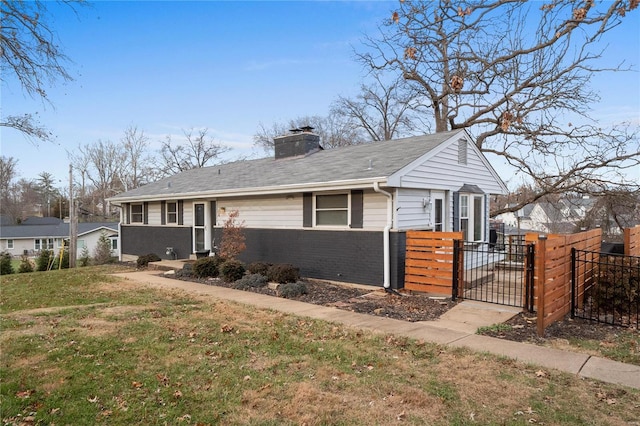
0, 218, 119, 259
109, 129, 507, 289
495, 196, 599, 235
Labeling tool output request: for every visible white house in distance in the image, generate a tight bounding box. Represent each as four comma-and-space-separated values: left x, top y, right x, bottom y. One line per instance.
0, 217, 119, 259
109, 128, 507, 289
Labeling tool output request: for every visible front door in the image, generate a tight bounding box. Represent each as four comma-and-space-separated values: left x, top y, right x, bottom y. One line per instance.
193, 203, 206, 252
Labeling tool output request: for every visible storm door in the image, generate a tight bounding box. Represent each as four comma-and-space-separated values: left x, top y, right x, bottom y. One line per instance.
193, 203, 206, 252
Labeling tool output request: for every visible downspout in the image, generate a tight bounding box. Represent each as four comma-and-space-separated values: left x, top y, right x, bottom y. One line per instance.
373, 182, 399, 294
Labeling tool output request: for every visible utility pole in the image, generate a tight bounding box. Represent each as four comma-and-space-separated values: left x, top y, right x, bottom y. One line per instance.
69, 164, 78, 267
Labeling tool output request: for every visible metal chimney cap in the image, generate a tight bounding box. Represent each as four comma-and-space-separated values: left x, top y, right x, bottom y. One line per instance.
299, 125, 314, 132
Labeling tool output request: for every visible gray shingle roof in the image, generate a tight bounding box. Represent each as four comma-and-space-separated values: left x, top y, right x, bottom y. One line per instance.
0, 222, 118, 239
110, 130, 465, 201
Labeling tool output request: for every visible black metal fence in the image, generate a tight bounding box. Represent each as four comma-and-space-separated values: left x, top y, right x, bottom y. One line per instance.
572, 248, 640, 328
455, 241, 534, 309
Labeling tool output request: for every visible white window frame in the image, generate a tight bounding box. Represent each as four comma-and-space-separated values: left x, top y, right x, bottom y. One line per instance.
35, 238, 54, 250
459, 193, 484, 242
166, 201, 178, 224
314, 193, 350, 227
110, 237, 118, 251
7, 239, 13, 249
131, 203, 144, 223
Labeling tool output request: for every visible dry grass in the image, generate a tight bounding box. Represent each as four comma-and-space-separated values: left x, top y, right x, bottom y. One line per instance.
1, 266, 639, 425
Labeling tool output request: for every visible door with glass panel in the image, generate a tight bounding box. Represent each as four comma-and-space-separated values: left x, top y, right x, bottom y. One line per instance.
193, 203, 206, 252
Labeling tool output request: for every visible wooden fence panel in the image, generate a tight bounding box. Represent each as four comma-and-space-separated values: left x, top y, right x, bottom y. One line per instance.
404, 231, 463, 295
625, 225, 640, 256
527, 229, 602, 336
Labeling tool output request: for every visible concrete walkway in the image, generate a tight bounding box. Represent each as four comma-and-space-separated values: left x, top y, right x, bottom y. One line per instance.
113, 270, 640, 390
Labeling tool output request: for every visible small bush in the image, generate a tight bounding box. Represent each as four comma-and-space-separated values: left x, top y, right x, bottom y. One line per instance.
36, 249, 54, 271
0, 252, 13, 275
136, 253, 161, 268
247, 261, 272, 276
79, 245, 91, 267
233, 273, 268, 290
176, 262, 194, 278
93, 232, 114, 265
18, 255, 34, 273
278, 281, 308, 299
220, 259, 245, 282
193, 256, 224, 278
267, 263, 300, 284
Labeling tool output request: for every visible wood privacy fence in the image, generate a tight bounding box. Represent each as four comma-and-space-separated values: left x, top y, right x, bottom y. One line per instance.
404, 231, 463, 295
525, 229, 601, 336
625, 225, 640, 256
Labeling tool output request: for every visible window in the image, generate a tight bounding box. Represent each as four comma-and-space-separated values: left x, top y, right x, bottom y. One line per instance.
7, 240, 13, 249
457, 193, 484, 242
460, 195, 469, 239
315, 194, 348, 226
35, 238, 54, 250
131, 204, 144, 223
110, 237, 118, 251
78, 239, 86, 249
166, 202, 177, 224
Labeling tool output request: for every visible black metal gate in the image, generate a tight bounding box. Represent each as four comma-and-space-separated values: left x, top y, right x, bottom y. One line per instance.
453, 240, 535, 310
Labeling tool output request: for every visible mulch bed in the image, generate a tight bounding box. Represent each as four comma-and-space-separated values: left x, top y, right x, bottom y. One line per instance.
175, 274, 456, 322
170, 272, 636, 348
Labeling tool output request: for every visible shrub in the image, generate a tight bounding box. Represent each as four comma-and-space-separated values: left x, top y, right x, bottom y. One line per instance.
193, 256, 224, 278
267, 263, 300, 284
18, 255, 34, 273
79, 245, 91, 267
36, 249, 54, 271
233, 273, 268, 290
219, 210, 246, 259
0, 252, 13, 275
136, 253, 161, 268
93, 232, 114, 265
278, 281, 308, 299
220, 259, 245, 282
247, 261, 272, 276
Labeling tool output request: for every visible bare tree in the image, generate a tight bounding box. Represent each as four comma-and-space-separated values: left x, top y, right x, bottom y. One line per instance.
75, 140, 122, 218
253, 113, 367, 153
332, 73, 427, 141
158, 128, 230, 176
0, 156, 18, 220
118, 125, 154, 191
360, 0, 639, 214
576, 190, 640, 240
0, 0, 84, 142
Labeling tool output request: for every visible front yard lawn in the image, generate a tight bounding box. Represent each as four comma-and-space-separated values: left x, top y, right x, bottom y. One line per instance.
1, 266, 639, 425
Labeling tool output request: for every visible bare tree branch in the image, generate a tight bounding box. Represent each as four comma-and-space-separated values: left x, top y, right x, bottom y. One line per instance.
359, 0, 639, 214
158, 128, 230, 177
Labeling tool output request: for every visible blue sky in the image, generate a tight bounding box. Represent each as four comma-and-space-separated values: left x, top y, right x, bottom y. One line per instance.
1, 0, 639, 188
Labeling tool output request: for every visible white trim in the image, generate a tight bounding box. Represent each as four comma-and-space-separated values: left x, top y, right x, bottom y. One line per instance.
313, 192, 350, 228
109, 177, 387, 204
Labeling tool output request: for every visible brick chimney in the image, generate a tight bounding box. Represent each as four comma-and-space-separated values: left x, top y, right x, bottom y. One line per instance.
273, 126, 321, 159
